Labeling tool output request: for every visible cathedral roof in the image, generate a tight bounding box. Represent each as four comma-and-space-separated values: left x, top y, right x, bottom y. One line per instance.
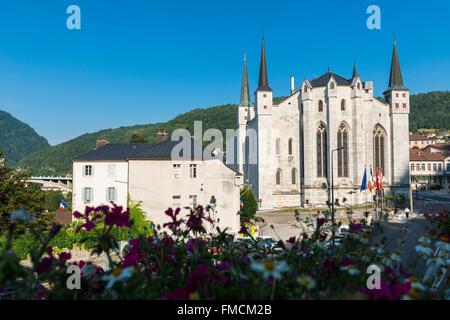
256, 37, 272, 92
387, 39, 407, 91
239, 52, 251, 108
309, 71, 352, 88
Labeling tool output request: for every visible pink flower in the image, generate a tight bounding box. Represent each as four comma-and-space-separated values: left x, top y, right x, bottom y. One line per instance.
368, 280, 412, 300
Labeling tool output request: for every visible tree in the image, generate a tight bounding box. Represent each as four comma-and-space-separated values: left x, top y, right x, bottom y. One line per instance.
129, 132, 149, 143
239, 186, 258, 223
385, 192, 407, 211
44, 190, 72, 212
0, 150, 49, 233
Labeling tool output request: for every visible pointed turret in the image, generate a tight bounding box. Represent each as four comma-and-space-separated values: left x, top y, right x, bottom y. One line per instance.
352, 60, 358, 79
387, 38, 406, 90
257, 37, 271, 92
239, 52, 251, 108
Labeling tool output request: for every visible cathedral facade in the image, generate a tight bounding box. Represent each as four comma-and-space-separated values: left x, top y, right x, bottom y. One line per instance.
235, 39, 410, 210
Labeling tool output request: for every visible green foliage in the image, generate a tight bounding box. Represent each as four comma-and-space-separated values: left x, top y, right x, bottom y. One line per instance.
44, 191, 72, 212
386, 192, 407, 209
129, 131, 149, 143
0, 201, 152, 261
410, 91, 450, 132
0, 151, 49, 233
240, 187, 258, 223
0, 110, 49, 165
18, 104, 238, 176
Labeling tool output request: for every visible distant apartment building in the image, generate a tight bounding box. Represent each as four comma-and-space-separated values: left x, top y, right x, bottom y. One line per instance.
72, 134, 242, 234
409, 149, 450, 189
409, 134, 445, 149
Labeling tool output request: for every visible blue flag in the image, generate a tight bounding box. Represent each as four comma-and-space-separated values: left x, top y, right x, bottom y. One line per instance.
360, 167, 367, 192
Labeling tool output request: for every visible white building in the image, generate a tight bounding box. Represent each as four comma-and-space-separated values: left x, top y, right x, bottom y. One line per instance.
72, 136, 242, 233
410, 149, 450, 189
235, 38, 410, 210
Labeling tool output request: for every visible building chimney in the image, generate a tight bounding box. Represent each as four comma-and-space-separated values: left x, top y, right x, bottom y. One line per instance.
96, 136, 109, 149
156, 128, 169, 142
290, 75, 295, 94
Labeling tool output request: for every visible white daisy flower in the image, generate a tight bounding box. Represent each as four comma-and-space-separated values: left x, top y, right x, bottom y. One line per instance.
102, 267, 134, 289
250, 259, 289, 281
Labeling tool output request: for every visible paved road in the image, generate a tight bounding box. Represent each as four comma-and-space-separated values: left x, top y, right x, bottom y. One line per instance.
258, 191, 449, 277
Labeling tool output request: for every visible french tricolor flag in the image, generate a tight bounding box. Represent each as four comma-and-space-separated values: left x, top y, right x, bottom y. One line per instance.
59, 200, 68, 212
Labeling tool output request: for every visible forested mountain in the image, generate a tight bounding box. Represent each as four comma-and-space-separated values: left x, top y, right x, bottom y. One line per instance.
18, 104, 237, 176
409, 91, 450, 132
0, 110, 50, 165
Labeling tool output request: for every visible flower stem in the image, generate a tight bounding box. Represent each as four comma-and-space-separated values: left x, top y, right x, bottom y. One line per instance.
270, 279, 277, 300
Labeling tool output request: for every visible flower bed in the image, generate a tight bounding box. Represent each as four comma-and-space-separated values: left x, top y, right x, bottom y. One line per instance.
0, 204, 448, 300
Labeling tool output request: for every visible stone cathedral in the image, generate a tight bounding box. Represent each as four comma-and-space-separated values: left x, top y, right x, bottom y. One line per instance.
235, 38, 410, 210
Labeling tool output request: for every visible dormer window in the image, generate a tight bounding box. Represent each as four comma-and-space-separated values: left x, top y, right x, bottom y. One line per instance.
357, 82, 361, 90
330, 82, 335, 90
304, 86, 308, 93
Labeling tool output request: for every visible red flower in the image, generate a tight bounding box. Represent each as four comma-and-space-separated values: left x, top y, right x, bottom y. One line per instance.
287, 236, 296, 244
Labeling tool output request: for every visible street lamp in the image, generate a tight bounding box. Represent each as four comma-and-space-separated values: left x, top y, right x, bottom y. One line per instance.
330, 145, 347, 246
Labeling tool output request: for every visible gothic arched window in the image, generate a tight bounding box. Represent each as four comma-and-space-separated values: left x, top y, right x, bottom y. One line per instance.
288, 138, 293, 155
337, 123, 349, 177
341, 99, 346, 111
373, 125, 386, 174
357, 82, 361, 90
318, 100, 324, 112
304, 85, 308, 93
275, 138, 281, 156
317, 123, 328, 178
330, 82, 335, 89
276, 169, 282, 185
291, 168, 297, 185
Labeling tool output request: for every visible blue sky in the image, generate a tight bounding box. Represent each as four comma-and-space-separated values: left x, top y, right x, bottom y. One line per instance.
0, 0, 449, 145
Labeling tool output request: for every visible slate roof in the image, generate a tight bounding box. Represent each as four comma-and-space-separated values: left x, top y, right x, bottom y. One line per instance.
73, 138, 214, 161
73, 143, 149, 161
309, 72, 352, 88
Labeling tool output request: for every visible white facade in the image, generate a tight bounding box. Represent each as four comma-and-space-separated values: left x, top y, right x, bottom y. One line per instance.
128, 159, 242, 233
236, 40, 410, 210
72, 161, 129, 213
72, 142, 242, 233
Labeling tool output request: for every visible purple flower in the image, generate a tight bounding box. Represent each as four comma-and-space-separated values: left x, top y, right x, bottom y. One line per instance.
104, 205, 132, 228
349, 223, 363, 233
37, 257, 53, 275
59, 252, 71, 262
163, 208, 182, 232
287, 236, 296, 244
217, 261, 233, 271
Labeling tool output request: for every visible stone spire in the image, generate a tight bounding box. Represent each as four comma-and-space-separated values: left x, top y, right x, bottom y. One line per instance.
387, 38, 406, 90
352, 59, 358, 79
257, 36, 272, 92
239, 52, 251, 108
